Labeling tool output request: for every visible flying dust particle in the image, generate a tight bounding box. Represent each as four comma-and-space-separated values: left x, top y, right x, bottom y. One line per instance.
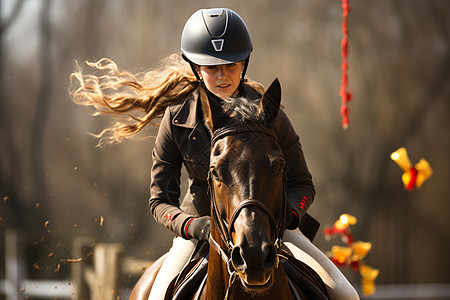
100, 216, 104, 226
61, 257, 82, 263
3, 196, 9, 202
45, 221, 50, 228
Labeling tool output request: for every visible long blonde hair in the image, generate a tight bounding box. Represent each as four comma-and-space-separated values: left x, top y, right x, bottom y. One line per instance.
70, 54, 264, 145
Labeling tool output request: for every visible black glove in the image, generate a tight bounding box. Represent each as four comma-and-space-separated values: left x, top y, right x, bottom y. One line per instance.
286, 208, 300, 230
185, 216, 211, 242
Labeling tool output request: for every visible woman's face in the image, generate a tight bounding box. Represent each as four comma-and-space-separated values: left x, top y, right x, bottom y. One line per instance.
198, 62, 244, 99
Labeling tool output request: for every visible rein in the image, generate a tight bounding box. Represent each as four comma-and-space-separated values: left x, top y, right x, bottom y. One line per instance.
207, 124, 287, 299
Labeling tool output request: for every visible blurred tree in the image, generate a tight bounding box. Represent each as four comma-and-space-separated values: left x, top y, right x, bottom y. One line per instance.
30, 0, 51, 227
0, 0, 26, 225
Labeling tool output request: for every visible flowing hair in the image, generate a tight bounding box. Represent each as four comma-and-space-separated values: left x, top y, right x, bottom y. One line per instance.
69, 53, 265, 146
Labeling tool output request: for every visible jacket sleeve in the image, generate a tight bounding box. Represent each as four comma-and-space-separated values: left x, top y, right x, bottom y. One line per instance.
149, 107, 195, 237
275, 110, 315, 225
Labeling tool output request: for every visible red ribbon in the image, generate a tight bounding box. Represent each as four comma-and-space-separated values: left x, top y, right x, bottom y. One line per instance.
324, 226, 354, 245
406, 167, 418, 191
340, 0, 352, 129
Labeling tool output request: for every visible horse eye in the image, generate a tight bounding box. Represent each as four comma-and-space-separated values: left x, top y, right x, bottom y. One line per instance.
270, 157, 286, 176
210, 167, 220, 181
278, 160, 286, 175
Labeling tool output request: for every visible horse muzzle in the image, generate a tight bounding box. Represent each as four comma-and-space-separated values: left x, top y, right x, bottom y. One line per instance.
230, 239, 278, 290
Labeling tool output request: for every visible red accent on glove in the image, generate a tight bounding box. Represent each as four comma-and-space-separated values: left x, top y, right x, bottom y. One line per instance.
184, 218, 195, 239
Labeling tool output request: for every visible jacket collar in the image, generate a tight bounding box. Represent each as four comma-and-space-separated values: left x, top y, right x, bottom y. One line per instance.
172, 88, 200, 129
171, 84, 262, 129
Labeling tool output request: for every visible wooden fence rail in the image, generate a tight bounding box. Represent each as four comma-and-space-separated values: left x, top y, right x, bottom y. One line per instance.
72, 237, 127, 300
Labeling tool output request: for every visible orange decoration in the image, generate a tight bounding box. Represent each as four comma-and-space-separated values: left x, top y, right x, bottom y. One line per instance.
324, 213, 379, 296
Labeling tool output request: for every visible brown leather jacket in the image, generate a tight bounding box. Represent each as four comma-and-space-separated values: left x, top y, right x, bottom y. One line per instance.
149, 85, 315, 238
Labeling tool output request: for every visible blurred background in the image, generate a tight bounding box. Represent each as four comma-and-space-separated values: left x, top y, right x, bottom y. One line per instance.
0, 0, 449, 299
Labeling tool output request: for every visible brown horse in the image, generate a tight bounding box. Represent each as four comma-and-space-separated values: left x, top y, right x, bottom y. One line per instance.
130, 79, 328, 300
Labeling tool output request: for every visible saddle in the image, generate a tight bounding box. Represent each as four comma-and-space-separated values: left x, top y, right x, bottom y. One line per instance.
164, 214, 328, 300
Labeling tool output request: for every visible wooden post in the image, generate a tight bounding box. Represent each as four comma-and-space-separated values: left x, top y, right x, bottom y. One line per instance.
91, 243, 124, 300
71, 237, 94, 300
5, 229, 25, 300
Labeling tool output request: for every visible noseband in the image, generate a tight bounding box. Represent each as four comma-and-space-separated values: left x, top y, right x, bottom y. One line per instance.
207, 124, 288, 284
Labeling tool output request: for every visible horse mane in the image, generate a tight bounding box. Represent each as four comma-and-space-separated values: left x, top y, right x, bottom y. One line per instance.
221, 96, 266, 125
221, 94, 283, 131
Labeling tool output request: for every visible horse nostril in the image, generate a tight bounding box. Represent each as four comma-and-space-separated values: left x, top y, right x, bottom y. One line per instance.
264, 244, 277, 269
231, 246, 246, 271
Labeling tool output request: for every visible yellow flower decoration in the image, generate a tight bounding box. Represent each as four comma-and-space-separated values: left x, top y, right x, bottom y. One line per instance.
330, 245, 352, 264
351, 241, 372, 261
390, 147, 433, 190
360, 264, 380, 296
335, 213, 357, 230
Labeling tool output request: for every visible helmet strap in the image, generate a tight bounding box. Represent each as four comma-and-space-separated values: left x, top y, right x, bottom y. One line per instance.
185, 59, 203, 84
241, 57, 250, 81
238, 57, 250, 92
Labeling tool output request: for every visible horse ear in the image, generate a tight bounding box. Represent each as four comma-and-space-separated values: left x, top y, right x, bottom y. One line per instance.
200, 87, 225, 133
258, 78, 282, 124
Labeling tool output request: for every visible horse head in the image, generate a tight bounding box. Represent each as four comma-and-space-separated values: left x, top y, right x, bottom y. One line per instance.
201, 79, 287, 292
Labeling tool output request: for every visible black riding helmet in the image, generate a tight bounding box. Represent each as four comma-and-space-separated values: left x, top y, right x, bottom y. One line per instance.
181, 8, 252, 85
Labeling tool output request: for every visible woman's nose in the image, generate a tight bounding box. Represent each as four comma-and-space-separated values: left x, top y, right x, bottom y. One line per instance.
217, 66, 225, 78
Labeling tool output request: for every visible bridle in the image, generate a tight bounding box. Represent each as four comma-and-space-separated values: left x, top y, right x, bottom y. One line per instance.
207, 124, 288, 299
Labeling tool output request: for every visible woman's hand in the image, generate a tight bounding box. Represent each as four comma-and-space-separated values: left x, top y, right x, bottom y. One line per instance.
286, 208, 300, 230
185, 216, 211, 242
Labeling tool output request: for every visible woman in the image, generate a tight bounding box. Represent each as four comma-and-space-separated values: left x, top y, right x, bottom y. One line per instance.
71, 8, 359, 300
